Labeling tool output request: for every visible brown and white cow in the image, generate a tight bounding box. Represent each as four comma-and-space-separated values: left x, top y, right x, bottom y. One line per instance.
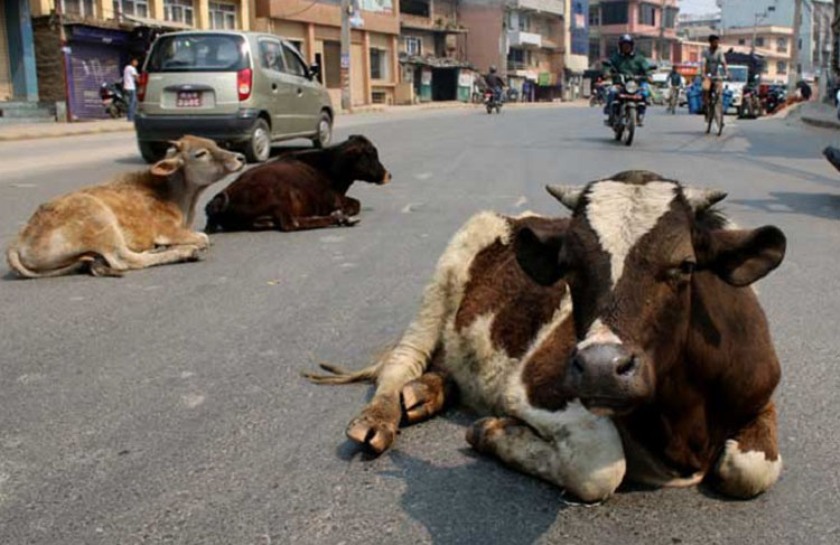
203, 135, 390, 233
308, 171, 786, 502
6, 135, 243, 278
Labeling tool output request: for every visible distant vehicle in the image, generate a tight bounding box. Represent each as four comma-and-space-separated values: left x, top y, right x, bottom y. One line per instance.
100, 80, 128, 119
724, 65, 749, 114
135, 31, 334, 164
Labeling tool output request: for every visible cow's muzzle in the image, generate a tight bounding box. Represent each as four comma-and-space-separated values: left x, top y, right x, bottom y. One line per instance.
379, 171, 392, 185
567, 343, 653, 416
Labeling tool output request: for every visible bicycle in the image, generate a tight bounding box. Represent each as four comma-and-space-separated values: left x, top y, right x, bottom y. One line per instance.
704, 75, 726, 136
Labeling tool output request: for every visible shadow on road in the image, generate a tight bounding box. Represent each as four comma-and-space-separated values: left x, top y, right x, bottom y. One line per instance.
731, 191, 840, 220
381, 449, 567, 545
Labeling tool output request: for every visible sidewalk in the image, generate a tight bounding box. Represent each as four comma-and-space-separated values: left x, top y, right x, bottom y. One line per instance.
797, 101, 840, 130
0, 100, 584, 142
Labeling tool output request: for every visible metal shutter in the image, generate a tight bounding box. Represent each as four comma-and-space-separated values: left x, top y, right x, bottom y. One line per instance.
0, 6, 13, 101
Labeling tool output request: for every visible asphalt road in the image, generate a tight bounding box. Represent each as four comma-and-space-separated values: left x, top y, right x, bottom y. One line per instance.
1, 105, 839, 545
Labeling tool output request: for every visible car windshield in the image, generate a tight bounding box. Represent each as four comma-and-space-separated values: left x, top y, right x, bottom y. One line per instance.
729, 66, 748, 83
146, 34, 249, 73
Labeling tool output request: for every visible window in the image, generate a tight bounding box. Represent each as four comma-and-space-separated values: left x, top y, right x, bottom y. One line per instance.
589, 6, 600, 27
405, 36, 422, 56
638, 4, 656, 27
164, 0, 195, 26
665, 7, 678, 29
282, 44, 309, 78
777, 38, 787, 52
62, 0, 95, 17
370, 48, 389, 80
146, 34, 248, 72
738, 39, 746, 45
258, 40, 284, 72
209, 2, 237, 30
755, 37, 765, 47
113, 0, 149, 17
401, 0, 430, 18
776, 61, 787, 75
507, 48, 532, 69
601, 2, 628, 25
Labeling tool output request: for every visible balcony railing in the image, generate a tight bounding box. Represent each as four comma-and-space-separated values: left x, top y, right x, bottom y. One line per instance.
508, 30, 542, 48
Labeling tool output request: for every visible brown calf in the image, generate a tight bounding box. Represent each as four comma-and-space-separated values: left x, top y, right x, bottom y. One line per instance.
309, 171, 786, 503
204, 135, 390, 233
7, 135, 243, 278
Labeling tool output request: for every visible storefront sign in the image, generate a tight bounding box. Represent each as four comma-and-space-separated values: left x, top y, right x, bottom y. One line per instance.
421, 69, 432, 86
458, 72, 473, 88
359, 0, 393, 13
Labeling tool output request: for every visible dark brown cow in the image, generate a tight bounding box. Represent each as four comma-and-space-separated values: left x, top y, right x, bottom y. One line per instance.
308, 171, 786, 502
204, 135, 390, 233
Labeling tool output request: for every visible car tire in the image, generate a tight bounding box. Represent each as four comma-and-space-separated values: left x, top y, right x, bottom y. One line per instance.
243, 119, 271, 163
139, 141, 168, 164
312, 111, 333, 149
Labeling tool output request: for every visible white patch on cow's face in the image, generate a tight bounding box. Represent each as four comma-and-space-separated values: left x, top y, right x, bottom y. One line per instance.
579, 319, 622, 350
585, 181, 678, 288
715, 439, 783, 498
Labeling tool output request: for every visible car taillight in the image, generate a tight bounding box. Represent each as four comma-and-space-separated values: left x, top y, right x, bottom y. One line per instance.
137, 72, 148, 102
237, 68, 252, 101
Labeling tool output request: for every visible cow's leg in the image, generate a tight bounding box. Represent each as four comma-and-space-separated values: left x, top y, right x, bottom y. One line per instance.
712, 402, 782, 499
400, 353, 456, 424
467, 404, 626, 503
276, 211, 357, 231
96, 243, 203, 275
342, 197, 361, 217
154, 229, 210, 249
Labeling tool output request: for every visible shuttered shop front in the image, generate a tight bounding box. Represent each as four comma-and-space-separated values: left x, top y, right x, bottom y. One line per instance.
0, 5, 13, 101
65, 25, 130, 120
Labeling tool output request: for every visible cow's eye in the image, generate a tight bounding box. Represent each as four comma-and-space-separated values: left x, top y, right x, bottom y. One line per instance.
665, 260, 695, 282
193, 149, 209, 159
680, 260, 696, 275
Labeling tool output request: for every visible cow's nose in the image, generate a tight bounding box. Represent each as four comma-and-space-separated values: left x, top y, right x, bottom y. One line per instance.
571, 344, 639, 380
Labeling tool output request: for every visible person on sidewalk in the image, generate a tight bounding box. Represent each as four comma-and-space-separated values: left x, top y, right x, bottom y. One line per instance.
123, 58, 140, 122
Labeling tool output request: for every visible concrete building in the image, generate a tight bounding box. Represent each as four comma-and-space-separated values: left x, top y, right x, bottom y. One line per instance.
1, 0, 41, 124
719, 25, 795, 84
396, 0, 473, 104
254, 0, 400, 108
29, 0, 252, 121
720, 0, 833, 81
459, 0, 571, 101
587, 0, 680, 65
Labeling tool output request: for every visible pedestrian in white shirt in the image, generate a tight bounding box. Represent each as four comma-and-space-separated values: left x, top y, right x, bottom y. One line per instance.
123, 58, 139, 122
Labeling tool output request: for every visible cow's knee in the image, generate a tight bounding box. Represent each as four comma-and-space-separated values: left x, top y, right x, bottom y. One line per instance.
714, 439, 782, 499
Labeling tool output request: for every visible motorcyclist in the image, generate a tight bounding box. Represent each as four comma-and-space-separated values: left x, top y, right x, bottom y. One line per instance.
484, 66, 506, 103
604, 34, 651, 126
702, 34, 729, 109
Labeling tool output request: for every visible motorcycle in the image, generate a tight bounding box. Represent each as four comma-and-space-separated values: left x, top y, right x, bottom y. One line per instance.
606, 74, 648, 146
738, 84, 762, 119
589, 81, 607, 107
484, 89, 503, 114
100, 80, 128, 119
763, 85, 786, 115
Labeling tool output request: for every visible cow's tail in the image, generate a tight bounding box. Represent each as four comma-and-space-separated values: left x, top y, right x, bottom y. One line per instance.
6, 245, 86, 278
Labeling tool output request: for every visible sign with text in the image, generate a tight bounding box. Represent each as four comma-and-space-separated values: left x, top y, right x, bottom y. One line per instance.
359, 0, 393, 13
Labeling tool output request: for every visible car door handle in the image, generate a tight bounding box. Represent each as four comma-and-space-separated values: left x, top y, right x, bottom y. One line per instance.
297, 88, 303, 96
272, 83, 278, 92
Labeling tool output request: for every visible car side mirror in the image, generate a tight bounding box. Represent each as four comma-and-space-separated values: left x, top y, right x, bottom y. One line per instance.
309, 64, 321, 80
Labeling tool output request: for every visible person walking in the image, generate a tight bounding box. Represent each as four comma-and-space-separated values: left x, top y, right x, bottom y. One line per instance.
123, 57, 140, 122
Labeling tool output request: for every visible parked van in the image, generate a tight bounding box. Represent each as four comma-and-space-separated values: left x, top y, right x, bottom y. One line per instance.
135, 31, 334, 163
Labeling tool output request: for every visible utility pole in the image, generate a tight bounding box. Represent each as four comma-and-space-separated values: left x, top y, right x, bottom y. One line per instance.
340, 0, 352, 112
659, 0, 667, 63
789, 0, 804, 94
833, 0, 840, 81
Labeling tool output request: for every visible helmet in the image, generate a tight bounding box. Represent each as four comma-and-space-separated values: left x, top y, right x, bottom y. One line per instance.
489, 65, 497, 74
619, 34, 634, 47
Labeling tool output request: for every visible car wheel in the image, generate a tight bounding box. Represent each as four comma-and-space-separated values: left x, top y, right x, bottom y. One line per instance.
312, 111, 333, 149
138, 141, 168, 164
244, 119, 271, 163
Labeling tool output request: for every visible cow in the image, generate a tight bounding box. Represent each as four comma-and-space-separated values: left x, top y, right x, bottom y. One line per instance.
203, 135, 391, 233
307, 171, 786, 503
6, 135, 243, 278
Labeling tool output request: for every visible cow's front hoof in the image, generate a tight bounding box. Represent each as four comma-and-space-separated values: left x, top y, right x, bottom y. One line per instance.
344, 216, 361, 227
185, 246, 205, 262
345, 397, 400, 455
401, 374, 449, 424
466, 417, 517, 453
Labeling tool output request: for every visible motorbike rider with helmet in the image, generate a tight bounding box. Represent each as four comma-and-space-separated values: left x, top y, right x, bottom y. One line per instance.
604, 34, 652, 126
484, 66, 506, 103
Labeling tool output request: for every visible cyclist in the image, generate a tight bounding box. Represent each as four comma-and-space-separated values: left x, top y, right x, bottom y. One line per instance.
604, 34, 651, 126
702, 34, 729, 110
667, 65, 683, 112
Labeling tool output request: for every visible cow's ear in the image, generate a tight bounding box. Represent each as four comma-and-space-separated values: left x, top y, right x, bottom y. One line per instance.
698, 226, 786, 287
151, 157, 183, 177
515, 226, 566, 286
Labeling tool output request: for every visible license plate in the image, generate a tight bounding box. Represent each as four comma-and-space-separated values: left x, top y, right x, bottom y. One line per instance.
177, 91, 202, 108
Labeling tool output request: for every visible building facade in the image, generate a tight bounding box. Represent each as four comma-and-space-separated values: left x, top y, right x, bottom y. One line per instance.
720, 0, 833, 81
254, 0, 400, 108
396, 0, 473, 104
719, 25, 794, 84
30, 0, 252, 120
460, 0, 567, 101
1, 0, 39, 104
587, 0, 680, 65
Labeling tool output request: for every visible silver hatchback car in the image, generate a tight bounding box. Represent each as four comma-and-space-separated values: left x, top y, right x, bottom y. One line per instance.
135, 31, 334, 163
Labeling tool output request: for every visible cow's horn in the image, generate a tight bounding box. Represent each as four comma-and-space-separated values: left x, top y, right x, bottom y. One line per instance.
683, 187, 727, 211
545, 185, 584, 211
168, 139, 183, 151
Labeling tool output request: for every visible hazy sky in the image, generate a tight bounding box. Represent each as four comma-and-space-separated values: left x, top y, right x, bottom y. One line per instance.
679, 0, 720, 15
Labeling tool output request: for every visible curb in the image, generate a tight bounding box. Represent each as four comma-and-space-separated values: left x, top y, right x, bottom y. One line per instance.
0, 124, 134, 142
801, 115, 840, 130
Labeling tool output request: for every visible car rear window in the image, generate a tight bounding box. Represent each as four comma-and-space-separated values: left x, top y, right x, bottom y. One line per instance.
146, 34, 249, 73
